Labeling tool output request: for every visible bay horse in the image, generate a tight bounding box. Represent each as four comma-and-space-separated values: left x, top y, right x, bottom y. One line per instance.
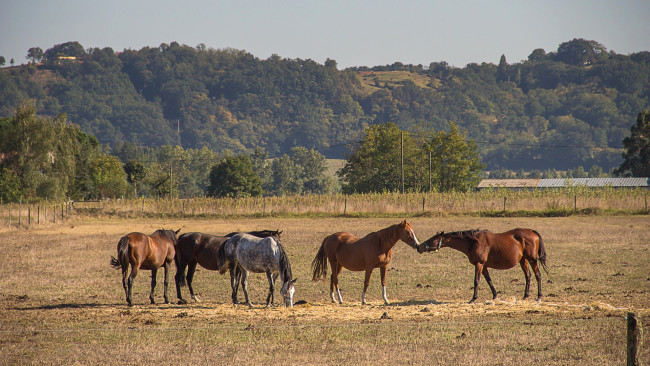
174, 230, 281, 304
110, 228, 180, 306
216, 233, 296, 307
417, 228, 549, 303
311, 220, 420, 305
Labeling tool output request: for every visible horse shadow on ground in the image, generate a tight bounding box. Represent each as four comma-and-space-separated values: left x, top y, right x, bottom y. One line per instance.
388, 299, 450, 307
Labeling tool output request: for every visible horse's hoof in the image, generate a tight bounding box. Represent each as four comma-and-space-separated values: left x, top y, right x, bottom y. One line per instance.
178, 299, 187, 305
468, 299, 476, 304
191, 296, 201, 302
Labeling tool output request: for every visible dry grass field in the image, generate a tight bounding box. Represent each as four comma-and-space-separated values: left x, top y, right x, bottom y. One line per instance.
0, 215, 648, 365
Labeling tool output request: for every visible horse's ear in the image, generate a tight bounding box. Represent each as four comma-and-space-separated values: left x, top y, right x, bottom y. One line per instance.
291, 278, 297, 284
175, 228, 181, 234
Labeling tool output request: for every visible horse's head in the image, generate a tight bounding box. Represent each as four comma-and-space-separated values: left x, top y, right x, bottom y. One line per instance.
280, 278, 297, 307
398, 220, 420, 249
417, 231, 445, 253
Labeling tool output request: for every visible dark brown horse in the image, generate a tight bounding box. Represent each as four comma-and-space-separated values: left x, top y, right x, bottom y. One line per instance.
311, 221, 420, 305
110, 228, 180, 306
417, 228, 549, 303
174, 230, 281, 304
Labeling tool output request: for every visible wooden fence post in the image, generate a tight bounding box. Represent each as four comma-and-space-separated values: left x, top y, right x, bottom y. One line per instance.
503, 197, 507, 211
28, 206, 31, 226
38, 206, 40, 225
344, 198, 347, 215
574, 195, 577, 211
627, 312, 642, 366
422, 197, 425, 212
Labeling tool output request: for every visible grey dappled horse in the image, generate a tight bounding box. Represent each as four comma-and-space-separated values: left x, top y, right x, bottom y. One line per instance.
217, 233, 297, 307
174, 230, 281, 304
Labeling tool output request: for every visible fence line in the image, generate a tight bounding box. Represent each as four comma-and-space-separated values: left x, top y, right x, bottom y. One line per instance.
0, 189, 648, 228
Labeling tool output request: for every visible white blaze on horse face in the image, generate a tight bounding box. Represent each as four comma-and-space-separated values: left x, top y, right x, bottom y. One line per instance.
409, 228, 420, 246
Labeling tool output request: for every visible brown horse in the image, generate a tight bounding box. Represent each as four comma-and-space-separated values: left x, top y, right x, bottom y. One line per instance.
110, 228, 180, 306
174, 230, 281, 304
311, 220, 420, 305
417, 228, 549, 303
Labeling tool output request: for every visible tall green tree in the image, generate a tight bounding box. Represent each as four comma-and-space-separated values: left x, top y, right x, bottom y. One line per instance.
338, 122, 419, 193
615, 110, 650, 177
26, 47, 44, 64
207, 155, 262, 198
425, 122, 485, 192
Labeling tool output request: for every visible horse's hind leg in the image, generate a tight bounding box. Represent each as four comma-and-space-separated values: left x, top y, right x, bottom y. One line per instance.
121, 268, 128, 303
520, 259, 532, 299
530, 259, 543, 301
127, 266, 138, 306
175, 260, 188, 304
149, 268, 158, 304
186, 261, 199, 302
230, 266, 241, 305
329, 262, 343, 304
163, 261, 171, 304
482, 267, 498, 300
241, 270, 251, 307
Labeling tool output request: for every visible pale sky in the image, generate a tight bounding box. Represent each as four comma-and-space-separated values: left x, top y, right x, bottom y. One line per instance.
1, 0, 649, 69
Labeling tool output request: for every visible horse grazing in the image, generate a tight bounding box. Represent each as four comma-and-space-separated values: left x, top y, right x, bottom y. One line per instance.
216, 233, 296, 307
110, 228, 180, 306
417, 228, 549, 303
311, 220, 420, 305
174, 230, 281, 304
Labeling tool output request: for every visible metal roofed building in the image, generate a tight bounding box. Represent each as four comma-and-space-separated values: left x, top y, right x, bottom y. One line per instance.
536, 177, 650, 188
477, 179, 541, 191
477, 177, 649, 190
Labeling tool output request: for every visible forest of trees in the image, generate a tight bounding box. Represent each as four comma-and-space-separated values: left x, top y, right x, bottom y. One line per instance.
1, 39, 649, 202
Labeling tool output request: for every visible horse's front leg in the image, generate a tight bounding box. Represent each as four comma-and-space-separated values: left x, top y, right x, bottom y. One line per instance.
379, 266, 389, 305
362, 267, 373, 305
149, 268, 158, 304
265, 270, 275, 307
482, 267, 498, 300
469, 263, 483, 304
163, 261, 171, 304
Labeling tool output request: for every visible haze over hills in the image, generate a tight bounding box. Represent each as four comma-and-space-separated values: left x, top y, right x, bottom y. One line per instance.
1, 38, 649, 172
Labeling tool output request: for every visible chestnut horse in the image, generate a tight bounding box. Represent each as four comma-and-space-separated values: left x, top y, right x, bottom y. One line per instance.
418, 228, 549, 303
311, 220, 420, 305
110, 228, 180, 306
174, 230, 281, 304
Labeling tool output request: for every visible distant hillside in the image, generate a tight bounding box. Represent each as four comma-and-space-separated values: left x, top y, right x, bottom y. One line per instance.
1, 39, 649, 171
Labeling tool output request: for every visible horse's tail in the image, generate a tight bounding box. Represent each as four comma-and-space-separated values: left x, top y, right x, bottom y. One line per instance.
311, 237, 329, 282
533, 230, 550, 278
174, 234, 187, 287
110, 236, 129, 270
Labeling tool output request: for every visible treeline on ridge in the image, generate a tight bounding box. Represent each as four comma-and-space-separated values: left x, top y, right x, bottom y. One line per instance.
1, 38, 649, 172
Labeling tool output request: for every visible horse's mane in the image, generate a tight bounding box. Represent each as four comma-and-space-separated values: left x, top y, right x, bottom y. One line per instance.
153, 229, 178, 243
275, 238, 293, 283
225, 230, 281, 238
446, 229, 484, 240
